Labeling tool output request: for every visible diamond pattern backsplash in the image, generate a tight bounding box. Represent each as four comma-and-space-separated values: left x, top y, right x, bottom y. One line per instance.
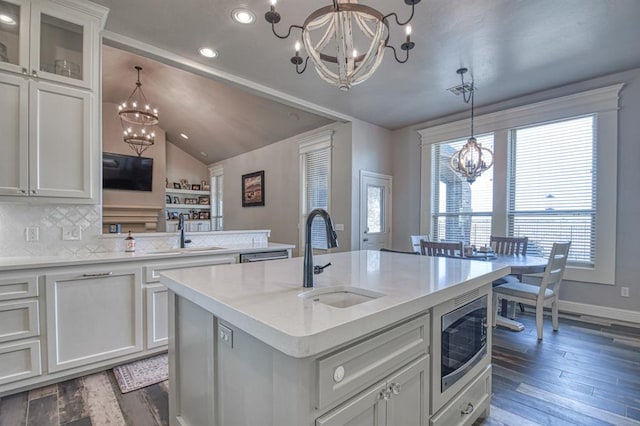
0, 203, 270, 257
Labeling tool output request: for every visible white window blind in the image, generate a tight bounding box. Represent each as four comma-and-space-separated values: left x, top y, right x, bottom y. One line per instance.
304, 147, 330, 249
431, 134, 494, 246
508, 115, 596, 265
211, 174, 223, 230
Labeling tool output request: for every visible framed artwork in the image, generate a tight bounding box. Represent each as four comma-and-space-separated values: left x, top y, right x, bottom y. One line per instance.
184, 198, 198, 205
191, 184, 201, 191
199, 211, 210, 219
242, 171, 265, 207
166, 195, 172, 204
198, 196, 210, 205
173, 196, 180, 204
173, 182, 182, 189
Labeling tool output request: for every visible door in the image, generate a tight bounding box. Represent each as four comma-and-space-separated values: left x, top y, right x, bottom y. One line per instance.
360, 171, 392, 250
0, 0, 30, 75
316, 381, 387, 426
0, 71, 28, 196
385, 355, 428, 426
30, 80, 93, 198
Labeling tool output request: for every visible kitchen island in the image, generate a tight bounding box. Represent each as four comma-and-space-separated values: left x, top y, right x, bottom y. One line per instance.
161, 250, 509, 426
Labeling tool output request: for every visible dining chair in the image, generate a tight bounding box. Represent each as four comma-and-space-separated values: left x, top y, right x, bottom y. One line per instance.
380, 248, 420, 255
410, 234, 430, 253
490, 236, 528, 256
420, 240, 463, 258
492, 241, 571, 340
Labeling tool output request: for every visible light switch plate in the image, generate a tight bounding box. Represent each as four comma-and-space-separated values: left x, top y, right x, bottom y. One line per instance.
62, 225, 82, 241
218, 323, 233, 348
334, 224, 345, 231
25, 227, 39, 242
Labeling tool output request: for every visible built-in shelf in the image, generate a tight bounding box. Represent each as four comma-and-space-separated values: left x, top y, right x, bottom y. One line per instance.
166, 204, 211, 209
165, 188, 210, 196
166, 219, 210, 223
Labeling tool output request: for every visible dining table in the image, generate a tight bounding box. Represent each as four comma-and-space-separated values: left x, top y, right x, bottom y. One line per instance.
464, 252, 548, 331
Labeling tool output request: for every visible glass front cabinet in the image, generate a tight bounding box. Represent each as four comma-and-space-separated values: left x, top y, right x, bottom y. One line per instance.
0, 0, 103, 90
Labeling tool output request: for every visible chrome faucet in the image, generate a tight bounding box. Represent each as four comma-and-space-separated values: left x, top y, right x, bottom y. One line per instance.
177, 214, 192, 249
303, 208, 338, 288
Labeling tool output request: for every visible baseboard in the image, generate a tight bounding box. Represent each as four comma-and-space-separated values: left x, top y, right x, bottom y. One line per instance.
557, 300, 640, 324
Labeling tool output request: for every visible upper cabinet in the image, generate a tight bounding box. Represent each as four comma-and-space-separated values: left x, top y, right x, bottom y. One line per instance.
0, 0, 107, 201
0, 0, 105, 90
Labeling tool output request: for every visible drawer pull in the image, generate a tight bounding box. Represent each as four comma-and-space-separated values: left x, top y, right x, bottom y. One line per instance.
390, 382, 401, 395
461, 403, 474, 415
378, 388, 392, 401
81, 272, 113, 278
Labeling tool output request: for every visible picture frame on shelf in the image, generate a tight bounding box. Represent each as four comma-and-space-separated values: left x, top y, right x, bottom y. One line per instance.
166, 195, 172, 204
173, 182, 182, 189
170, 211, 179, 220
242, 170, 265, 207
198, 196, 210, 205
173, 196, 180, 204
191, 211, 199, 220
191, 184, 201, 191
185, 198, 197, 205
180, 179, 189, 189
199, 211, 210, 220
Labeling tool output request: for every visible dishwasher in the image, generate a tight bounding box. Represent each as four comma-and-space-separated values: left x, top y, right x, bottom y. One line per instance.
239, 250, 290, 263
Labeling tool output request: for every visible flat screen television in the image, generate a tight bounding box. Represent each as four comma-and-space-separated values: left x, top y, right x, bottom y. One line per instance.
103, 152, 153, 191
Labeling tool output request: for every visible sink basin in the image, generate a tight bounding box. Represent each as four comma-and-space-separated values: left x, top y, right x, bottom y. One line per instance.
299, 286, 385, 308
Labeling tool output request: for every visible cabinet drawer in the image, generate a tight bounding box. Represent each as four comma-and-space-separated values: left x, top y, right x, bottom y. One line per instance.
0, 300, 39, 344
317, 314, 429, 410
0, 340, 42, 386
0, 275, 38, 301
430, 365, 491, 426
144, 256, 237, 283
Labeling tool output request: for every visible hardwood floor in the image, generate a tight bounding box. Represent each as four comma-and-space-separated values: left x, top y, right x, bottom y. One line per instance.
1, 310, 638, 426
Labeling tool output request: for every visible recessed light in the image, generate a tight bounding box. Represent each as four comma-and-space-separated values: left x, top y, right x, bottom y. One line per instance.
0, 14, 16, 25
231, 8, 255, 24
180, 133, 189, 140
200, 151, 208, 157
199, 47, 218, 58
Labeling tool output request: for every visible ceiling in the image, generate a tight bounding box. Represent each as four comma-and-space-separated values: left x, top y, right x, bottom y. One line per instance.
97, 0, 640, 144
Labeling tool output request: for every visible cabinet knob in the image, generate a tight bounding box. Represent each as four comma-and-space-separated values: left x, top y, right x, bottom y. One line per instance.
378, 388, 392, 401
17, 189, 27, 195
31, 190, 36, 195
389, 382, 401, 395
461, 402, 474, 415
31, 69, 37, 77
22, 67, 28, 75
333, 366, 345, 383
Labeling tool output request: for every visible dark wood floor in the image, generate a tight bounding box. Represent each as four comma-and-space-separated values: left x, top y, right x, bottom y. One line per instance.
1, 310, 638, 426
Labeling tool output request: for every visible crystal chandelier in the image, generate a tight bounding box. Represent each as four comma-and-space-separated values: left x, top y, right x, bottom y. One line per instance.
449, 68, 494, 183
118, 66, 159, 156
265, 0, 420, 91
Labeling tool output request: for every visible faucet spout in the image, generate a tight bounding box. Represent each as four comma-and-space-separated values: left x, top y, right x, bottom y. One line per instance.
303, 208, 338, 288
178, 214, 191, 249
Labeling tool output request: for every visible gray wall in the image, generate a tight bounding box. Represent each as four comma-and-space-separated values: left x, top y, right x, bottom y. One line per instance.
390, 68, 640, 312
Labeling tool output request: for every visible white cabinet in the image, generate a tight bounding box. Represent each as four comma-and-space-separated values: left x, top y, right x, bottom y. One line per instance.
0, 0, 106, 201
145, 284, 168, 349
0, 0, 105, 90
316, 355, 428, 426
45, 266, 143, 373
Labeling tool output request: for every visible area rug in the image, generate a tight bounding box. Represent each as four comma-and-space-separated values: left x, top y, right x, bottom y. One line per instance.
113, 354, 168, 393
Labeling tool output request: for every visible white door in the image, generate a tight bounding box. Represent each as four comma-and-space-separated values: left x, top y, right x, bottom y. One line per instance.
360, 171, 392, 250
0, 72, 29, 196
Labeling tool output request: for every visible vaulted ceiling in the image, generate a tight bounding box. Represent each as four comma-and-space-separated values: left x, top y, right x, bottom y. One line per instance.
97, 0, 640, 161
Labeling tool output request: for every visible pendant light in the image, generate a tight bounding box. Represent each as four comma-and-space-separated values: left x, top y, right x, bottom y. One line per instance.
449, 68, 494, 183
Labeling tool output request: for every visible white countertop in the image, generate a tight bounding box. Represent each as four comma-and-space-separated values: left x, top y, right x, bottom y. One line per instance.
161, 250, 510, 358
0, 243, 294, 271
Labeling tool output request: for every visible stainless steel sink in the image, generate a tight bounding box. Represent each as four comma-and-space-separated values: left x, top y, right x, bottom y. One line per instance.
299, 286, 385, 308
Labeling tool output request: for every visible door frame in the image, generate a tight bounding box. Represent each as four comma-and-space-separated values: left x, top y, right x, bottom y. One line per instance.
359, 171, 392, 250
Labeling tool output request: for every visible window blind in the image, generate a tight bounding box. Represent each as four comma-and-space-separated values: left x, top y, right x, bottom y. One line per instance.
211, 174, 223, 230
431, 134, 494, 246
304, 147, 330, 248
508, 115, 596, 264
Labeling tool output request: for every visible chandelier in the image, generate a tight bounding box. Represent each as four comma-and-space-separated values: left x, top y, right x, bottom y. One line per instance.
449, 68, 494, 183
118, 66, 159, 156
265, 0, 420, 91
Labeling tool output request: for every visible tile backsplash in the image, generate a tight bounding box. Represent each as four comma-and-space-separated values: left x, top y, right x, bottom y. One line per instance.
0, 203, 269, 257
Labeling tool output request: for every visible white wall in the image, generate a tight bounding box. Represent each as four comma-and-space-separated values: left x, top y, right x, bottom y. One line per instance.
166, 141, 209, 188
390, 68, 640, 312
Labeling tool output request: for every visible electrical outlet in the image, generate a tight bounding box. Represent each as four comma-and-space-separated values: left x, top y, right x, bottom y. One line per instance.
25, 227, 39, 242
621, 287, 630, 297
334, 224, 345, 231
62, 225, 82, 241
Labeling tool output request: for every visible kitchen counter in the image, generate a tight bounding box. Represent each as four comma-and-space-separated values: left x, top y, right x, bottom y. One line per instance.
161, 250, 509, 358
0, 242, 294, 271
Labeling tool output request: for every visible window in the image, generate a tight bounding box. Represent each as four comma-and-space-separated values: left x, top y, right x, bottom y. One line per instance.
431, 134, 494, 246
508, 116, 595, 265
299, 130, 333, 249
419, 84, 622, 284
209, 165, 223, 231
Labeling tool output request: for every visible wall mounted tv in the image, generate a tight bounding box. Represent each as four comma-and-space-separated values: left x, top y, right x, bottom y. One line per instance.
103, 152, 153, 192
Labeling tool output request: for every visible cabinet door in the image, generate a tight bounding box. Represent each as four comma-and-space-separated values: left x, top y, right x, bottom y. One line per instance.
385, 355, 429, 426
0, 71, 28, 196
316, 382, 387, 426
0, 0, 30, 75
45, 267, 143, 373
145, 284, 168, 349
30, 80, 93, 199
29, 1, 94, 89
